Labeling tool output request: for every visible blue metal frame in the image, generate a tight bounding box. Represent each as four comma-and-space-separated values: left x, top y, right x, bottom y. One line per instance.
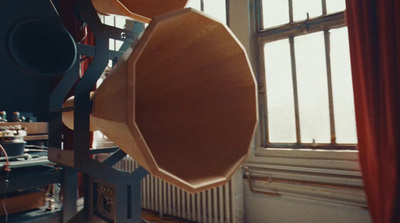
48, 0, 148, 222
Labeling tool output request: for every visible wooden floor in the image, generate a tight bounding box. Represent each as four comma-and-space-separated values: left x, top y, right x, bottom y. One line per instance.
142, 210, 195, 223
4, 209, 194, 223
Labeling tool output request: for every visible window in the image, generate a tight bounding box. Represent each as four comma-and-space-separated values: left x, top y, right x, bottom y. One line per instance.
256, 0, 357, 150
186, 0, 227, 24
101, 15, 127, 67
93, 15, 129, 148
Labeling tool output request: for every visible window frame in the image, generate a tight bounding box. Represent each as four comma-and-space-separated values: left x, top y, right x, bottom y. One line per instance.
254, 0, 357, 151
225, 0, 366, 207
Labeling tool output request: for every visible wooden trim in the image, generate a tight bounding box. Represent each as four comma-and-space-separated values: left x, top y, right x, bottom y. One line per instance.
0, 122, 48, 135
0, 191, 46, 216
91, 0, 188, 23
24, 134, 48, 141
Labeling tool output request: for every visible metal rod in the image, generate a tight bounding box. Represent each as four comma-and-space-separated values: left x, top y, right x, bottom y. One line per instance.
200, 0, 204, 11
251, 0, 268, 146
263, 143, 356, 150
289, 0, 293, 23
289, 36, 301, 144
257, 12, 345, 42
256, 0, 264, 31
324, 29, 337, 145
243, 166, 281, 197
322, 0, 327, 15
225, 0, 230, 27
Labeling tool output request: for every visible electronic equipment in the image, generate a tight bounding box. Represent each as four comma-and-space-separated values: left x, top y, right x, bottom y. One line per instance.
94, 181, 117, 222
0, 124, 26, 157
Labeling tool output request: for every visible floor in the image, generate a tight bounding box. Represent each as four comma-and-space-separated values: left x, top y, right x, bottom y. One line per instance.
2, 208, 194, 223
142, 210, 194, 223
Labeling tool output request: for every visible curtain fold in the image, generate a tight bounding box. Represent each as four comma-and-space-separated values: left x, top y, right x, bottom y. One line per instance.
346, 0, 400, 222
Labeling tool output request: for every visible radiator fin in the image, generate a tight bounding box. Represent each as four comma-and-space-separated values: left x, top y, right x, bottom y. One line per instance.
114, 156, 238, 223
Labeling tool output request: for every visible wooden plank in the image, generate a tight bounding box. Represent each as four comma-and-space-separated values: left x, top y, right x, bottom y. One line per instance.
24, 134, 48, 141
0, 122, 48, 135
0, 191, 46, 216
91, 0, 188, 23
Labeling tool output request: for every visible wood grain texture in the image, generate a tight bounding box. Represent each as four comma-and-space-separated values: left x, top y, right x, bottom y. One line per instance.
91, 0, 188, 23
0, 122, 48, 135
63, 8, 258, 193
0, 191, 46, 216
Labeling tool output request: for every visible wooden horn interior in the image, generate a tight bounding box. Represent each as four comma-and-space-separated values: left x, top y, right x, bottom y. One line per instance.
91, 0, 188, 23
63, 8, 257, 193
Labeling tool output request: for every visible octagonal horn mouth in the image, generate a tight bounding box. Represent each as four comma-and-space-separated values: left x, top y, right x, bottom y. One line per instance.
91, 0, 188, 23
63, 8, 257, 193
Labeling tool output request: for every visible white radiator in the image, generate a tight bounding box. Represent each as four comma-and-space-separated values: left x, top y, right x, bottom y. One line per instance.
114, 156, 243, 223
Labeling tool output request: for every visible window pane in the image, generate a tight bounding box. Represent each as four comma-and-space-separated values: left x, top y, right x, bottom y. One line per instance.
115, 16, 125, 29
103, 15, 114, 26
295, 32, 330, 143
186, 0, 201, 11
326, 0, 346, 14
262, 0, 289, 28
203, 0, 227, 24
115, 40, 124, 51
264, 39, 296, 143
330, 28, 357, 143
293, 0, 322, 21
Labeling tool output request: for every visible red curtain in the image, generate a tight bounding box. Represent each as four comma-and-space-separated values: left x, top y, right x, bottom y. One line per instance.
346, 0, 400, 222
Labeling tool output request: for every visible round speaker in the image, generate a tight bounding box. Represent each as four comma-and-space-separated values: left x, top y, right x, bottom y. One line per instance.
8, 19, 77, 77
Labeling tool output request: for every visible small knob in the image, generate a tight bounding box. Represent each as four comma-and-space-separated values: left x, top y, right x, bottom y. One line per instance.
0, 111, 7, 122
13, 111, 24, 122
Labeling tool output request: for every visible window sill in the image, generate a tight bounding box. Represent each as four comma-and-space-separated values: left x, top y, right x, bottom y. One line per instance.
243, 146, 366, 206
246, 147, 361, 172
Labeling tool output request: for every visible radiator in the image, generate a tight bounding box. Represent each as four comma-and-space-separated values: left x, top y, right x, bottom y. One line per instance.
114, 156, 242, 223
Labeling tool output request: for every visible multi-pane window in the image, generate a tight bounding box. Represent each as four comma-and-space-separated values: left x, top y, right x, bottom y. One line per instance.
256, 0, 357, 150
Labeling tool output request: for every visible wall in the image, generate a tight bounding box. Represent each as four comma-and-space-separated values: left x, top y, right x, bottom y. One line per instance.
0, 66, 54, 122
244, 182, 371, 223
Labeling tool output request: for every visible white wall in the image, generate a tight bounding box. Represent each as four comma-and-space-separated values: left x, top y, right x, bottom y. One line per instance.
244, 182, 371, 223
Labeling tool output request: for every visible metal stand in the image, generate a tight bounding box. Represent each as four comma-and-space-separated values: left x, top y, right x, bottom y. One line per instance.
48, 0, 148, 222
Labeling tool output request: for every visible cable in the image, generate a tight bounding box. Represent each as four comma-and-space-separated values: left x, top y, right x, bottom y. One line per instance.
0, 144, 10, 171
2, 172, 9, 223
25, 144, 48, 149
78, 24, 88, 44
0, 144, 11, 222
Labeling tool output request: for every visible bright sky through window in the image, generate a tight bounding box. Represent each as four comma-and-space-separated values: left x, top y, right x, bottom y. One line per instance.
261, 0, 357, 146
186, 0, 227, 24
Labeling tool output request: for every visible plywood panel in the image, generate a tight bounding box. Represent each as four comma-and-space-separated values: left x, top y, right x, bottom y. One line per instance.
91, 0, 188, 23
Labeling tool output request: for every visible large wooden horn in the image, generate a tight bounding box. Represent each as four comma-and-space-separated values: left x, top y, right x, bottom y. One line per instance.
91, 0, 188, 23
63, 8, 257, 193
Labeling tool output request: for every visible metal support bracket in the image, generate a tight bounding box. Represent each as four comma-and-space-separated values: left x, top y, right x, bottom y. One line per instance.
48, 0, 147, 222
